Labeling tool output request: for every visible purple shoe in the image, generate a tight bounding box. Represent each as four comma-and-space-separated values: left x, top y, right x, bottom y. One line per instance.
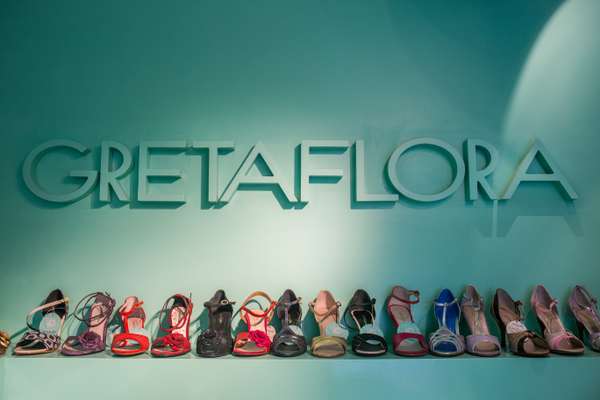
61, 292, 115, 356
569, 285, 600, 352
461, 286, 501, 357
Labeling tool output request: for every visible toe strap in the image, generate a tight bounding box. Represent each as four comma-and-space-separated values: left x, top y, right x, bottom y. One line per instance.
466, 334, 500, 354
197, 329, 233, 354
547, 331, 583, 351
152, 333, 190, 353
311, 335, 347, 354
17, 331, 61, 352
430, 327, 465, 354
392, 332, 428, 355
272, 329, 307, 356
233, 330, 273, 353
112, 332, 150, 353
352, 333, 388, 355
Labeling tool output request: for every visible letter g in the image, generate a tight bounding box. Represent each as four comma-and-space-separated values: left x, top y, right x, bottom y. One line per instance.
23, 140, 98, 203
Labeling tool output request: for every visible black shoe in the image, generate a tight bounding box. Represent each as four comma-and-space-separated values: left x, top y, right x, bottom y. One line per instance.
271, 289, 307, 357
345, 289, 388, 357
197, 290, 234, 357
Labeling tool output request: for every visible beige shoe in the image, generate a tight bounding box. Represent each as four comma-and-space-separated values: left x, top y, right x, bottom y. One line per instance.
309, 290, 347, 358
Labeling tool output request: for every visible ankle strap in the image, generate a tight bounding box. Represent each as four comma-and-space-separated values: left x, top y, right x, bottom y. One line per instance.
73, 292, 115, 328
204, 298, 236, 309
278, 297, 302, 308
574, 286, 598, 313
462, 294, 483, 310
390, 290, 420, 305
309, 300, 341, 324
240, 291, 276, 320
118, 298, 146, 322
535, 298, 559, 315
26, 297, 70, 331
157, 294, 193, 333
434, 297, 459, 308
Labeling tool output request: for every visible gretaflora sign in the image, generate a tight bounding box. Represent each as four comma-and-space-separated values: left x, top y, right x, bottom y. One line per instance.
22, 138, 577, 205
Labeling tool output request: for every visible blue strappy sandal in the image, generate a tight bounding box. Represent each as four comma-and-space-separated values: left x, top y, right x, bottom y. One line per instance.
429, 289, 465, 357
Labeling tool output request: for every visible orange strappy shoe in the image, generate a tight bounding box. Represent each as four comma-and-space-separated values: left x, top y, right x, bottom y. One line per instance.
111, 296, 149, 356
233, 291, 277, 356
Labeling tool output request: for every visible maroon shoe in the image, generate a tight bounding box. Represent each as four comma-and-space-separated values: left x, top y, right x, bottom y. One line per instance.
61, 292, 115, 356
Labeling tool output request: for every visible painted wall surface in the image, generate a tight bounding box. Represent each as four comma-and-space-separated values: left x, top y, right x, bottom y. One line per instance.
1, 1, 600, 397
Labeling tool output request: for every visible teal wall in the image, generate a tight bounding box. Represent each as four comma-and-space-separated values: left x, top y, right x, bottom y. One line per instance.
1, 1, 600, 398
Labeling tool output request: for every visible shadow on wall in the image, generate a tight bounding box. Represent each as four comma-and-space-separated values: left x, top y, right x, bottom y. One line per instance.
496, 187, 582, 237
385, 0, 565, 132
384, 0, 584, 238
494, 0, 600, 238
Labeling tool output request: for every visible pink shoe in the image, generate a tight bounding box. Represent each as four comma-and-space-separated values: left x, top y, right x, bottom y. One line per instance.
531, 285, 584, 355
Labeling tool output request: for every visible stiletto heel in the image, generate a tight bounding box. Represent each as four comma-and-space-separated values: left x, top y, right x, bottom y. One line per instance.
14, 289, 69, 356
491, 298, 507, 351
61, 292, 115, 356
497, 324, 506, 348
151, 294, 193, 357
569, 285, 600, 352
461, 285, 500, 357
492, 288, 548, 357
531, 285, 583, 355
576, 320, 585, 341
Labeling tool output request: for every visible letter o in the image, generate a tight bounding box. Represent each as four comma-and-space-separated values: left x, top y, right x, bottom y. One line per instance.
386, 138, 465, 202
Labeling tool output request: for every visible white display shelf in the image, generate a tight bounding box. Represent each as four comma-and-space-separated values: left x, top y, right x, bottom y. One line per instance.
2, 351, 600, 400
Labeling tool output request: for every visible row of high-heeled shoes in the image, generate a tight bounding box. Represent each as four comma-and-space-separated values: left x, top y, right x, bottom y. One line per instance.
1, 285, 598, 358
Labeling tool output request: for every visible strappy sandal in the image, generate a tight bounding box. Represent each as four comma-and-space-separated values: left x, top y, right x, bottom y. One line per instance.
14, 289, 69, 356
492, 288, 549, 357
271, 289, 307, 357
151, 294, 193, 357
62, 292, 115, 356
531, 285, 584, 355
0, 330, 9, 356
197, 290, 235, 357
570, 285, 600, 352
111, 296, 149, 356
387, 286, 428, 357
233, 291, 277, 356
344, 289, 387, 356
429, 289, 465, 357
461, 285, 500, 357
309, 290, 348, 358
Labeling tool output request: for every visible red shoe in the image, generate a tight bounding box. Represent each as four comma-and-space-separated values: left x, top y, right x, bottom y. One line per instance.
151, 294, 193, 357
111, 296, 149, 356
387, 286, 428, 356
233, 291, 276, 356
